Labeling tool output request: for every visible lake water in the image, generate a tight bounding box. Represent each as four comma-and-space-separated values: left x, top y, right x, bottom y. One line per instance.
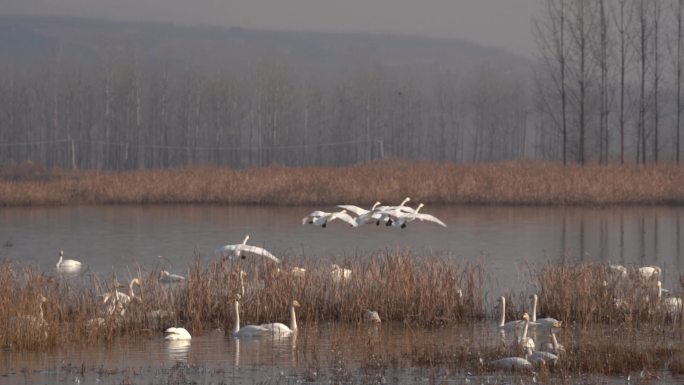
0, 205, 683, 384
0, 205, 682, 290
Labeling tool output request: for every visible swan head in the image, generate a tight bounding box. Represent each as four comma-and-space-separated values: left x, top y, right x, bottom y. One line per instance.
552, 321, 562, 328
522, 312, 529, 321
371, 201, 381, 210
130, 278, 141, 287
657, 280, 662, 288
59, 250, 64, 257
292, 300, 301, 308
400, 197, 411, 206
39, 295, 47, 303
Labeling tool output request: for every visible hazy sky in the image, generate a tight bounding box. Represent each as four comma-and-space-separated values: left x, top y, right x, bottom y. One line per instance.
1, 0, 540, 55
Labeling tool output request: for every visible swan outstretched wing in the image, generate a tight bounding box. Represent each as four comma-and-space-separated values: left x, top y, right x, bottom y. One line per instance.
239, 245, 281, 263
336, 205, 368, 216
331, 211, 358, 227
302, 211, 328, 224
414, 213, 447, 227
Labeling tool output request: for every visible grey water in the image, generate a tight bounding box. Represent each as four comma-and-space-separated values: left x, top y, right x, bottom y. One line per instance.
0, 205, 682, 289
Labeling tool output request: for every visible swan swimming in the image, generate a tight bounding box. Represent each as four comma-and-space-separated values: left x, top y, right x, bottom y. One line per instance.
56, 250, 82, 272
165, 327, 192, 340
496, 296, 523, 331
232, 296, 270, 337
528, 294, 562, 328
259, 300, 300, 336
216, 235, 281, 263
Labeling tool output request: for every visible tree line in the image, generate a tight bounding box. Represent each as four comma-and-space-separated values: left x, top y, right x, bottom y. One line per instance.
534, 0, 684, 164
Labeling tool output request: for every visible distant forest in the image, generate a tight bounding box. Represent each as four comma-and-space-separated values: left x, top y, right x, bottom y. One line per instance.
2, 2, 684, 170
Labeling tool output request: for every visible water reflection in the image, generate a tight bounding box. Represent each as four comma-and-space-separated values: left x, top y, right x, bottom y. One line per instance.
165, 339, 190, 362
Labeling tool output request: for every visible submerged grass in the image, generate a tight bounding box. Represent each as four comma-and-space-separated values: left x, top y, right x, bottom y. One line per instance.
0, 253, 682, 377
3, 160, 684, 206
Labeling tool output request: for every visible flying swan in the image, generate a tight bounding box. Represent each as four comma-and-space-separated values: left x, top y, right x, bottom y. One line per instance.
216, 235, 281, 263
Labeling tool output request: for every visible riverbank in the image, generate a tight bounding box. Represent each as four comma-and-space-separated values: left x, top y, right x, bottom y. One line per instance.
1, 160, 684, 206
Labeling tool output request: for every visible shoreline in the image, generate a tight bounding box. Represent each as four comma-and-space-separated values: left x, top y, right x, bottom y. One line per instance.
2, 160, 684, 206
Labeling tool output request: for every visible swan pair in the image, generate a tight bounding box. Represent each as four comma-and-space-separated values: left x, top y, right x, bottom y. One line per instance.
330, 264, 352, 283
232, 296, 300, 338
102, 278, 141, 316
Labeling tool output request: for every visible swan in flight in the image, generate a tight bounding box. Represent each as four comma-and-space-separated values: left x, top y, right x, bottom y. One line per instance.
56, 250, 82, 272
363, 309, 381, 324
216, 235, 281, 263
330, 264, 352, 283
302, 209, 358, 227
528, 294, 562, 329
387, 203, 446, 228
165, 327, 192, 340
232, 296, 270, 337
497, 296, 523, 331
337, 202, 383, 226
160, 270, 185, 283
259, 300, 300, 336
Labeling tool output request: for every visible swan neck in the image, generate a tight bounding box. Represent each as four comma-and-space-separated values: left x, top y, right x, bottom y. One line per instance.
531, 295, 538, 322
57, 255, 62, 267
233, 301, 240, 334
499, 297, 505, 327
551, 332, 559, 348
290, 304, 298, 331
39, 302, 44, 321
521, 319, 529, 341
242, 235, 249, 245
240, 275, 245, 297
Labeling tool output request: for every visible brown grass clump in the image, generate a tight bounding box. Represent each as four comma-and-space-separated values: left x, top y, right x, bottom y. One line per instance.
3, 160, 684, 206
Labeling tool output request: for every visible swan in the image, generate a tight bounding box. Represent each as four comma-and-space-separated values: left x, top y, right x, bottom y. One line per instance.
525, 347, 559, 366
12, 295, 48, 329
276, 266, 306, 278
337, 202, 383, 226
657, 281, 683, 320
636, 266, 661, 280
330, 264, 352, 283
337, 201, 382, 216
302, 209, 358, 227
373, 197, 414, 225
165, 327, 192, 340
488, 356, 533, 371
160, 270, 185, 283
528, 294, 562, 328
232, 296, 270, 337
608, 264, 629, 279
363, 309, 381, 324
514, 313, 535, 351
259, 300, 300, 336
103, 278, 141, 316
496, 296, 523, 331
540, 330, 566, 355
56, 250, 82, 272
216, 235, 281, 263
387, 203, 447, 228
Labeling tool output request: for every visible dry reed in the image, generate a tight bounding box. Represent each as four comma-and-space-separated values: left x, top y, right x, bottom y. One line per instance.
3, 160, 684, 206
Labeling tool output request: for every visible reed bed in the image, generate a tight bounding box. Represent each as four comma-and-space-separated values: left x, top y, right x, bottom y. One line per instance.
1, 254, 682, 377
3, 160, 684, 206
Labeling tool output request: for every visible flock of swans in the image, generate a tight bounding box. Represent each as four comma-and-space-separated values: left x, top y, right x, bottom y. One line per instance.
303, 197, 447, 228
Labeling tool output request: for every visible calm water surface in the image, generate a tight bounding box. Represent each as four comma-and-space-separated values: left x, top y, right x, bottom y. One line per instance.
0, 205, 683, 384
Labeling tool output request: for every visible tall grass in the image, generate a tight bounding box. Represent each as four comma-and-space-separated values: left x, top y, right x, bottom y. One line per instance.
3, 160, 684, 206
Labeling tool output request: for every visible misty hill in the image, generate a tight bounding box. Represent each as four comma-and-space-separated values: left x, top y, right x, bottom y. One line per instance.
0, 15, 529, 80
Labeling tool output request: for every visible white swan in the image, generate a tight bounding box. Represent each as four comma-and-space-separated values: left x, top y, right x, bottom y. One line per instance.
373, 197, 414, 225
160, 270, 185, 283
540, 330, 566, 355
232, 297, 270, 337
608, 264, 629, 279
12, 295, 48, 329
103, 278, 141, 316
388, 203, 447, 228
528, 294, 562, 328
337, 202, 382, 226
657, 281, 683, 320
525, 347, 559, 366
216, 235, 281, 263
302, 209, 358, 227
165, 327, 192, 340
488, 356, 533, 371
363, 309, 381, 324
330, 264, 352, 283
514, 313, 535, 351
636, 266, 661, 280
56, 250, 82, 272
497, 296, 523, 331
260, 300, 300, 336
